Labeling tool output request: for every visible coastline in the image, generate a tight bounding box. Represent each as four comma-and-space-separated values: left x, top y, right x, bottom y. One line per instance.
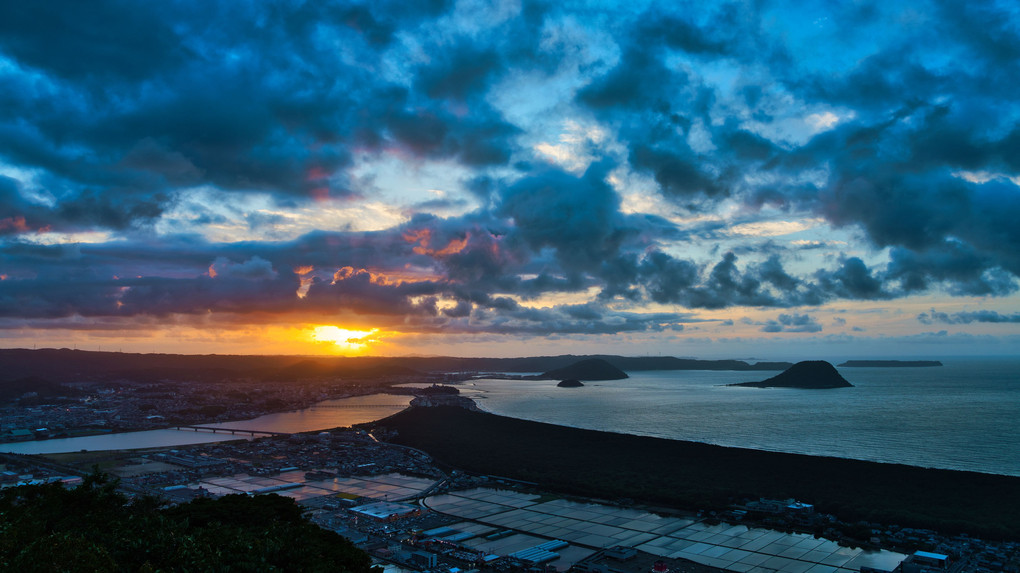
467, 405, 1020, 479
370, 403, 1020, 539
457, 364, 1020, 478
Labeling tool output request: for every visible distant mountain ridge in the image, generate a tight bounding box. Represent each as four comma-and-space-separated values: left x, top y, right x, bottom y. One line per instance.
838, 360, 942, 367
0, 348, 792, 383
538, 358, 628, 381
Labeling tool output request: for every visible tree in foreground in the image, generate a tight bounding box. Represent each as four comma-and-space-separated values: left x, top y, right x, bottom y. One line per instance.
0, 472, 374, 572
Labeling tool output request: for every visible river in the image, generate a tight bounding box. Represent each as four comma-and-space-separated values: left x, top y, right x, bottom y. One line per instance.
0, 393, 412, 455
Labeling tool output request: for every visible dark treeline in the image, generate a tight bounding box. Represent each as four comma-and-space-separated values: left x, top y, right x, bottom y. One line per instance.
0, 473, 373, 572
0, 348, 791, 383
372, 407, 1020, 540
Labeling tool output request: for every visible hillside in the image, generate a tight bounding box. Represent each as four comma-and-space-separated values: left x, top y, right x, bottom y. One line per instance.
539, 358, 628, 381
0, 349, 791, 384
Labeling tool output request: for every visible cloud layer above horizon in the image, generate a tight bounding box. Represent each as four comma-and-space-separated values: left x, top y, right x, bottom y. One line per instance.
1, 0, 1019, 354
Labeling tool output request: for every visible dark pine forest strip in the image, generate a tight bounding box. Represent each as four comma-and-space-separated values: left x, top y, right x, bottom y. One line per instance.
372, 406, 1020, 539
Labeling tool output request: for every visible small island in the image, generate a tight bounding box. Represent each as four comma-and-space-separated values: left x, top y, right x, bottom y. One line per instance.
838, 360, 942, 367
729, 360, 853, 389
537, 358, 629, 381
556, 379, 584, 388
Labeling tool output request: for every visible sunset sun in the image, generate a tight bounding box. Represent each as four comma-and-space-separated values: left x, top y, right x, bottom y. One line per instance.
310, 326, 380, 353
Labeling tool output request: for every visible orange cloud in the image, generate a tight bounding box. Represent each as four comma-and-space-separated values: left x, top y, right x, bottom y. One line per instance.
403, 228, 433, 254
0, 216, 30, 233
404, 227, 470, 257
435, 234, 469, 256
331, 265, 439, 286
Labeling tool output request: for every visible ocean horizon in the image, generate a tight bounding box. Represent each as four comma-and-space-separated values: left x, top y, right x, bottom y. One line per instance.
460, 356, 1020, 477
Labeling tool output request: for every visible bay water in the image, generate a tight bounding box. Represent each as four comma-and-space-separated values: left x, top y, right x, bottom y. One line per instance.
460, 357, 1020, 477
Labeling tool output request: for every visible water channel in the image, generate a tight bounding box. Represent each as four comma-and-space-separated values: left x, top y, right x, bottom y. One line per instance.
0, 393, 412, 455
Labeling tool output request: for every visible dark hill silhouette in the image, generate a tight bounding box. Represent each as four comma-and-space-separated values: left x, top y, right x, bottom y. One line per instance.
539, 358, 628, 381
556, 379, 584, 388
0, 348, 790, 384
263, 360, 346, 381
351, 362, 420, 378
264, 359, 419, 381
730, 360, 853, 389
0, 376, 77, 402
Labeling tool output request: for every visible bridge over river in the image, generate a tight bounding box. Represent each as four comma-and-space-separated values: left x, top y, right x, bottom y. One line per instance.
172, 426, 290, 437
309, 403, 408, 409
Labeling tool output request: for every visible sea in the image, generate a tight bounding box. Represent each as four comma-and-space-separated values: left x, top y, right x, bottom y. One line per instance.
458, 357, 1020, 477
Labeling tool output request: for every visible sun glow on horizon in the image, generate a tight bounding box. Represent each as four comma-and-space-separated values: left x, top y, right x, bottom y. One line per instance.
310, 326, 380, 353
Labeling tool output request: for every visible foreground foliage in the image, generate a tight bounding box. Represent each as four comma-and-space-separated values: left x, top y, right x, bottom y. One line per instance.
0, 473, 373, 572
377, 406, 1020, 539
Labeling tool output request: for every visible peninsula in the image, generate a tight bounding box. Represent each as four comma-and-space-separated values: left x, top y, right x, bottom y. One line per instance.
729, 360, 853, 389
838, 360, 943, 367
369, 405, 1020, 539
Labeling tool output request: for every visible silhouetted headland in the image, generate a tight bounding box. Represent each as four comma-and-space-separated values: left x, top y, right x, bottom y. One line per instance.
556, 379, 584, 388
729, 360, 853, 389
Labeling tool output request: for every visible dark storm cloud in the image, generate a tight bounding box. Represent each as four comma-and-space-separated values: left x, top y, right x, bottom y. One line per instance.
568, 0, 1020, 296
886, 242, 1017, 296
917, 309, 1020, 325
639, 251, 700, 304
629, 145, 731, 201
578, 45, 687, 111
755, 255, 800, 292
416, 40, 503, 103
0, 0, 521, 232
761, 313, 822, 333
0, 176, 46, 235
404, 301, 689, 337
0, 2, 190, 83
496, 163, 629, 271
1, 200, 900, 326
637, 249, 830, 309
814, 257, 891, 300
1, 0, 1019, 338
383, 107, 520, 167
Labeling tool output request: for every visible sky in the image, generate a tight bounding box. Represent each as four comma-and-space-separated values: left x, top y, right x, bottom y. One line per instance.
1, 0, 1019, 359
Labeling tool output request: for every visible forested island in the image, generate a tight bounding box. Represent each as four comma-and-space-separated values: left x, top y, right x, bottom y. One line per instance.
370, 406, 1020, 539
729, 361, 854, 389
